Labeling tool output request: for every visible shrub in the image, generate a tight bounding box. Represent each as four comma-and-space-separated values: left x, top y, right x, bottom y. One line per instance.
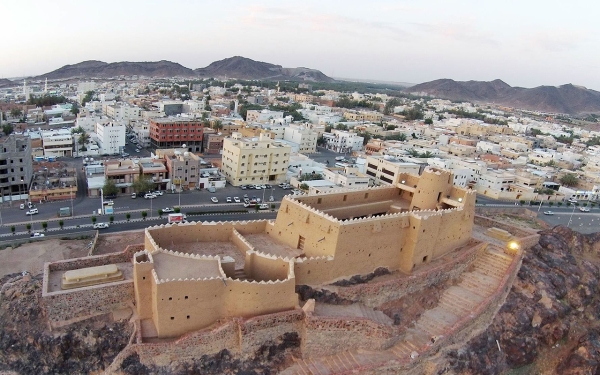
174, 207, 181, 213
126, 213, 131, 221
42, 222, 48, 231
58, 220, 64, 229
91, 216, 97, 224
141, 211, 147, 220
10, 226, 15, 235
109, 215, 114, 223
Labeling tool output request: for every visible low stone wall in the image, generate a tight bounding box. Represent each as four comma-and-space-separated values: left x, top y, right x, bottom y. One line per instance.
327, 241, 486, 308
303, 316, 399, 358
42, 244, 143, 323
43, 280, 134, 323
239, 310, 305, 360
86, 230, 100, 256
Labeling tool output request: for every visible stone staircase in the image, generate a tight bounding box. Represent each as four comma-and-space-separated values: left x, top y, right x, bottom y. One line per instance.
232, 269, 252, 281
312, 303, 393, 326
281, 245, 514, 374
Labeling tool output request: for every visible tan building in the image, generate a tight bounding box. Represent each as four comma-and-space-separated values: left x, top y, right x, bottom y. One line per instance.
104, 160, 140, 195
221, 133, 291, 186
29, 165, 77, 202
343, 111, 383, 122
139, 159, 168, 190
155, 149, 202, 190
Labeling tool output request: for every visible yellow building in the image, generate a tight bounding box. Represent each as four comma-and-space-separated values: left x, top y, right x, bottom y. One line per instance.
221, 132, 291, 186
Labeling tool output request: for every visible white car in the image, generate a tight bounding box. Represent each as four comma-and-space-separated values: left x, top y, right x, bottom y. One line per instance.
144, 193, 157, 199
543, 211, 554, 215
153, 191, 164, 196
162, 207, 174, 213
210, 197, 219, 203
568, 198, 578, 203
26, 208, 39, 215
233, 197, 241, 203
579, 207, 591, 212
93, 223, 109, 229
31, 232, 45, 238
226, 197, 232, 203
259, 203, 269, 210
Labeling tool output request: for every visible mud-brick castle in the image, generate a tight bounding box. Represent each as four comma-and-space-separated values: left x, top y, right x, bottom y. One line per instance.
43, 167, 476, 339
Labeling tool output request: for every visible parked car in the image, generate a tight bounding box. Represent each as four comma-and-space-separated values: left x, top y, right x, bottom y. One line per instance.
243, 202, 255, 208
162, 207, 174, 213
234, 197, 241, 203
153, 191, 164, 196
210, 197, 218, 203
269, 196, 274, 202
241, 185, 247, 190
131, 193, 137, 199
144, 193, 157, 199
103, 200, 114, 206
226, 197, 232, 203
27, 202, 34, 209
93, 222, 109, 229
207, 187, 216, 193
568, 198, 578, 203
26, 208, 39, 215
543, 211, 554, 215
255, 185, 263, 190
19, 203, 25, 209
31, 232, 45, 238
259, 203, 269, 210
579, 207, 591, 212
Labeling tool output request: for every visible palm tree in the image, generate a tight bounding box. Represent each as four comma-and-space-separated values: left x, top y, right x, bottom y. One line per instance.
78, 130, 90, 146
407, 149, 420, 157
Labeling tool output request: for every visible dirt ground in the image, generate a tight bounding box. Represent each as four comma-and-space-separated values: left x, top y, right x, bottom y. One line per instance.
0, 239, 90, 278
94, 230, 145, 255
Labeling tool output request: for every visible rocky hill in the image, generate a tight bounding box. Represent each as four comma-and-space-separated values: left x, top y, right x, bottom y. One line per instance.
444, 225, 600, 375
36, 60, 197, 80
195, 56, 334, 82
0, 78, 15, 88
406, 79, 600, 115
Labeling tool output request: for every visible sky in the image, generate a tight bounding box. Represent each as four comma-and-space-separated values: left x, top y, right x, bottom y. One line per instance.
1, 0, 598, 90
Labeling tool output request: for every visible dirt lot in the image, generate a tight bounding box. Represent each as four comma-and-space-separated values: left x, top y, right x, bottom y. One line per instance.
94, 230, 145, 255
0, 230, 146, 278
0, 239, 90, 278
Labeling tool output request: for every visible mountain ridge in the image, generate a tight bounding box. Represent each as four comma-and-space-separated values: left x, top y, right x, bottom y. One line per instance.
34, 56, 334, 82
406, 79, 600, 114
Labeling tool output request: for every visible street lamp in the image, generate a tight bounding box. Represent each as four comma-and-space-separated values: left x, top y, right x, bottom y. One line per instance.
567, 204, 577, 228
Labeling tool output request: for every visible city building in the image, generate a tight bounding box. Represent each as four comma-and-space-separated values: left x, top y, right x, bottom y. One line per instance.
104, 160, 140, 195
322, 130, 364, 153
41, 129, 73, 157
221, 133, 291, 186
138, 159, 169, 190
155, 149, 202, 190
365, 155, 421, 186
203, 133, 224, 155
29, 164, 77, 202
0, 134, 32, 203
149, 118, 205, 152
282, 125, 318, 154
246, 109, 284, 123
322, 166, 370, 189
95, 121, 125, 155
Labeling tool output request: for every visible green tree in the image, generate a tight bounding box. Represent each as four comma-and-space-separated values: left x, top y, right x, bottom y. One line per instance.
109, 216, 114, 224
102, 179, 119, 197
10, 108, 22, 118
300, 183, 309, 191
2, 124, 13, 136
419, 151, 434, 158
558, 202, 563, 207
519, 200, 525, 206
10, 226, 15, 235
559, 173, 578, 187
549, 202, 554, 207
78, 130, 90, 146
42, 222, 48, 231
142, 211, 147, 220
58, 220, 64, 229
174, 207, 181, 213
424, 118, 433, 125
26, 223, 31, 233
383, 98, 401, 115
158, 209, 163, 218
132, 174, 155, 193
407, 149, 420, 157
70, 102, 80, 115
126, 213, 131, 221
317, 135, 326, 146
91, 216, 97, 224
81, 91, 95, 106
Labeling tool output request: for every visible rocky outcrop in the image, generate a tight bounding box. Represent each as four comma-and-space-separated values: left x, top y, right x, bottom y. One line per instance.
445, 226, 600, 374
0, 273, 132, 374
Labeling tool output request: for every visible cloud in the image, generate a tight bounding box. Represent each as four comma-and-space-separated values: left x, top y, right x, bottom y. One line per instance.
524, 30, 587, 52
410, 20, 501, 47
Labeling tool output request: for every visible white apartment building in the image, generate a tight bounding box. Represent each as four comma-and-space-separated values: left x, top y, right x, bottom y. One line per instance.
365, 155, 420, 186
41, 129, 73, 157
427, 158, 485, 188
282, 126, 318, 154
246, 109, 284, 123
323, 166, 370, 188
95, 121, 125, 155
76, 114, 110, 133
322, 130, 364, 153
130, 121, 151, 147
105, 104, 142, 122
221, 133, 291, 186
77, 81, 96, 94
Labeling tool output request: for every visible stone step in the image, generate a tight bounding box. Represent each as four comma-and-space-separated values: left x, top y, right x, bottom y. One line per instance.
422, 308, 460, 327
437, 296, 470, 317
445, 286, 483, 307
486, 246, 514, 261
472, 260, 506, 279
358, 304, 393, 326
459, 277, 496, 298
391, 342, 413, 357
479, 252, 512, 268
461, 271, 499, 291
415, 312, 450, 335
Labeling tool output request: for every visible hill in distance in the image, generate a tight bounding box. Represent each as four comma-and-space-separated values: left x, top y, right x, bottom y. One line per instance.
195, 56, 334, 82
35, 56, 334, 82
406, 79, 600, 115
36, 60, 196, 80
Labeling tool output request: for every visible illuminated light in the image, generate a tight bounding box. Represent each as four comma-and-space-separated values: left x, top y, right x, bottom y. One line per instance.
508, 241, 520, 250
458, 198, 463, 202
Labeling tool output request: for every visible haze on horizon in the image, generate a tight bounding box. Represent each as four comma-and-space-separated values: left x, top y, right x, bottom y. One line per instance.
2, 0, 598, 90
